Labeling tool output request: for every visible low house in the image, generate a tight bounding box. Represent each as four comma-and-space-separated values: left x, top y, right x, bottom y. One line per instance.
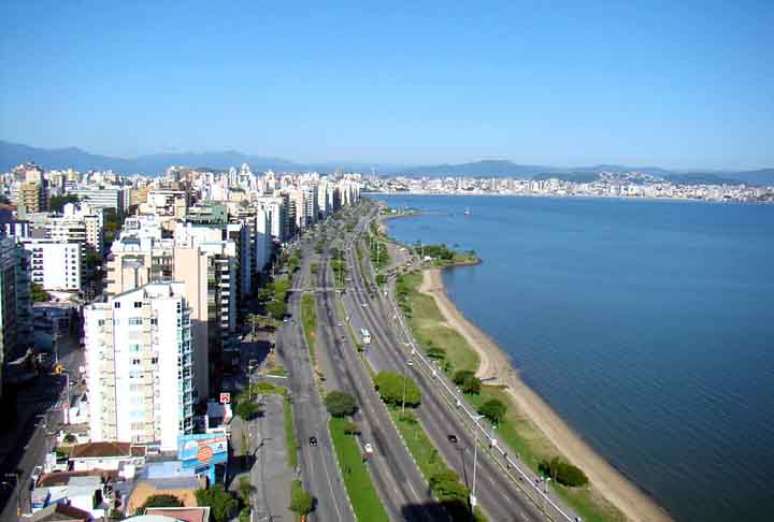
32, 473, 112, 519
142, 506, 210, 522
69, 442, 146, 472
28, 503, 92, 522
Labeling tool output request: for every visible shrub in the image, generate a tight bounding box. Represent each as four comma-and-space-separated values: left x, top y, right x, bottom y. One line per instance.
429, 470, 469, 502
195, 485, 239, 522
324, 390, 358, 418
538, 457, 589, 487
289, 480, 314, 515
342, 420, 361, 435
426, 346, 446, 360
373, 371, 421, 407
477, 398, 506, 424
140, 494, 182, 511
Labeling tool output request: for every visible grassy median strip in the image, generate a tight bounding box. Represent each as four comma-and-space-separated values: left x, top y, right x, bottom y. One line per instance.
396, 270, 625, 522
301, 292, 317, 363
284, 395, 299, 469
329, 417, 390, 522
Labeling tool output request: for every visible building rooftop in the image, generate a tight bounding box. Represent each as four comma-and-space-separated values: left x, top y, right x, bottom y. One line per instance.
69, 441, 146, 459
29, 502, 91, 522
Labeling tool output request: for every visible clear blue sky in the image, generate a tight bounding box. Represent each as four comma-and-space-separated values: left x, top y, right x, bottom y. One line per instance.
1, 1, 772, 169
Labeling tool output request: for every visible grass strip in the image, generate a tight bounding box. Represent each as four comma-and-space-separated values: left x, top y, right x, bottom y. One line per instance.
301, 292, 317, 363
284, 395, 299, 469
329, 417, 390, 522
389, 408, 485, 522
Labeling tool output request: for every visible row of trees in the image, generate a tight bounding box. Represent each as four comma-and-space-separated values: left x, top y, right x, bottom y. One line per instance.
257, 277, 291, 321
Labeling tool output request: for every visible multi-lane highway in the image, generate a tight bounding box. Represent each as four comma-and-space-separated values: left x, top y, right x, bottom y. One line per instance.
338, 206, 572, 522
277, 252, 355, 522
313, 245, 448, 521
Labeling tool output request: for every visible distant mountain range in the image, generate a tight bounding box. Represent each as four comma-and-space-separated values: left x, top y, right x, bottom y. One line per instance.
2, 140, 773, 186
404, 160, 774, 186
0, 140, 302, 176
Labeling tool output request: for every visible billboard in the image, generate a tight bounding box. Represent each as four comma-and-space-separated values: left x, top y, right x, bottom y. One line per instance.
177, 433, 228, 468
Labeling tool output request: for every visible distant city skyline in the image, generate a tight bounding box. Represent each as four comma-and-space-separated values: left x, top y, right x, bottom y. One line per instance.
1, 2, 772, 169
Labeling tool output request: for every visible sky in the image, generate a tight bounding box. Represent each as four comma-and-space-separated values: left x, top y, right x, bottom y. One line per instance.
0, 1, 772, 169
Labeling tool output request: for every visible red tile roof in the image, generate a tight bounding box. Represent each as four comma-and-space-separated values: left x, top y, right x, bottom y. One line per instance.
69, 442, 132, 458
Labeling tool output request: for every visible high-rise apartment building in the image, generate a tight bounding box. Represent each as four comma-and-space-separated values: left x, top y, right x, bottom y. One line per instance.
85, 282, 194, 450
21, 238, 82, 291
0, 237, 32, 399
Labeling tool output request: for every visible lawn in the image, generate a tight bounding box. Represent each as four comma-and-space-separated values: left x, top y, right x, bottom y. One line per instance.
329, 417, 389, 522
400, 272, 479, 374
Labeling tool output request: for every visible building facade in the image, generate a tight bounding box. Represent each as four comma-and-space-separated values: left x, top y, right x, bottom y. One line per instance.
85, 282, 194, 450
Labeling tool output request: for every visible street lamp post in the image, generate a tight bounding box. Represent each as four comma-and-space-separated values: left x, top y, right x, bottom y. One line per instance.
470, 429, 478, 509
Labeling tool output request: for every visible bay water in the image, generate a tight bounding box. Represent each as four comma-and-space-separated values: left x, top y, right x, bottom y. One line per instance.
377, 194, 774, 522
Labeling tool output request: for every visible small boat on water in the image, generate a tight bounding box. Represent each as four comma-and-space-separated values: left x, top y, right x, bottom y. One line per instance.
463, 207, 471, 216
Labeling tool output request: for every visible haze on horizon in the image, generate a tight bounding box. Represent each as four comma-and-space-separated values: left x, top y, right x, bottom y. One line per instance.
1, 1, 772, 170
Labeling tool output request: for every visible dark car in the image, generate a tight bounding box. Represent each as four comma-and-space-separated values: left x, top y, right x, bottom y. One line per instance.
309, 436, 318, 447
447, 434, 458, 444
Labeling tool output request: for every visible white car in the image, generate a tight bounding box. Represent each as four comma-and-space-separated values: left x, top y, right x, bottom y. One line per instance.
364, 442, 374, 454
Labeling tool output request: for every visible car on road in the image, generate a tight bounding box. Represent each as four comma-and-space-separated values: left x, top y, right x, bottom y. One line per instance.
447, 434, 458, 444
363, 442, 374, 460
309, 436, 318, 446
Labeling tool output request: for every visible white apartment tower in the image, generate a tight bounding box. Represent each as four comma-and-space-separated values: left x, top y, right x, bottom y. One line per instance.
85, 282, 194, 450
21, 239, 82, 291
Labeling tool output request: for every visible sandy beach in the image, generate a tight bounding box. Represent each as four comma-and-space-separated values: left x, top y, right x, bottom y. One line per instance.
419, 268, 672, 522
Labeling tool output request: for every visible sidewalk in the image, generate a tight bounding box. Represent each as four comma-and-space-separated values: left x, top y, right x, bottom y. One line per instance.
230, 394, 294, 521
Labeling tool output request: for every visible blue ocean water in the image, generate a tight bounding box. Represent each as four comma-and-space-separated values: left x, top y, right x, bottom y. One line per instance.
376, 194, 774, 522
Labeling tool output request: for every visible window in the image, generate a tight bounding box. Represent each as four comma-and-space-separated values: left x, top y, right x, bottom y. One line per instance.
128, 318, 143, 326
151, 357, 158, 365
150, 318, 157, 325
131, 359, 141, 365
134, 302, 143, 308
129, 344, 141, 353
114, 302, 121, 309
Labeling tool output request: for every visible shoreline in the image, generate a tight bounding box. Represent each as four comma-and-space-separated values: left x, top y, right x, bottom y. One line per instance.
365, 190, 770, 206
419, 267, 672, 522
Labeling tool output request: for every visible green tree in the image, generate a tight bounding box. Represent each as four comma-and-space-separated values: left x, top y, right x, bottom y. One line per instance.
30, 282, 50, 303
234, 396, 261, 421
289, 480, 314, 516
195, 485, 239, 522
538, 457, 589, 487
48, 194, 79, 213
373, 371, 421, 408
266, 300, 287, 321
477, 398, 507, 425
429, 470, 469, 501
324, 391, 358, 418
452, 370, 481, 394
238, 508, 251, 522
139, 494, 183, 511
